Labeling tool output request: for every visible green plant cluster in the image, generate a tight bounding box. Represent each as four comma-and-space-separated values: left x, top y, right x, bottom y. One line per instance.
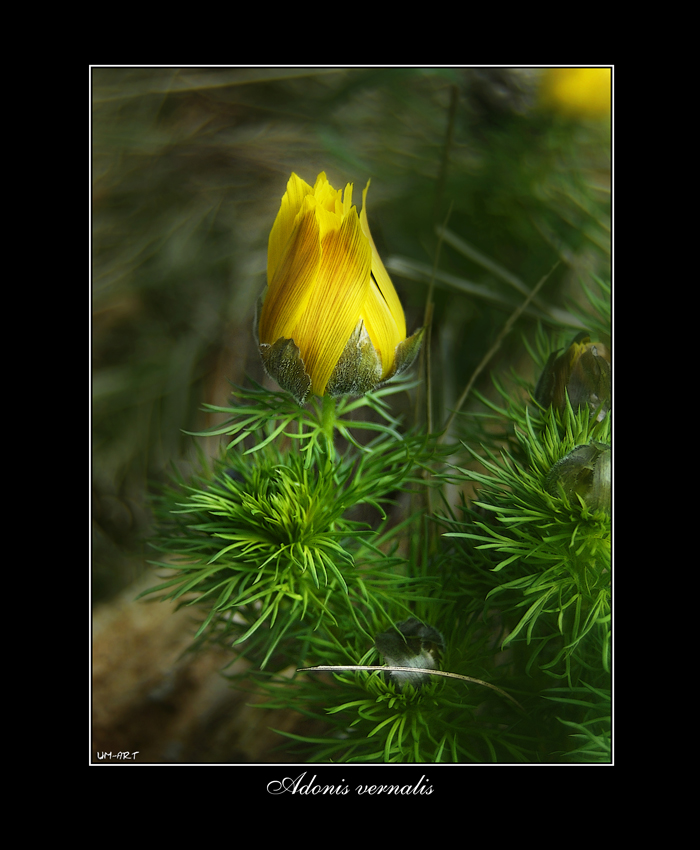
143, 275, 611, 763
144, 379, 443, 670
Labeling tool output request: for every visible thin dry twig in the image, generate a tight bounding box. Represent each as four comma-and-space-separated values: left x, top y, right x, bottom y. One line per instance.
297, 665, 524, 711
440, 260, 560, 443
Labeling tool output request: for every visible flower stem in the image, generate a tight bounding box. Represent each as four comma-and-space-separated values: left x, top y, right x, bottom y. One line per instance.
320, 393, 337, 467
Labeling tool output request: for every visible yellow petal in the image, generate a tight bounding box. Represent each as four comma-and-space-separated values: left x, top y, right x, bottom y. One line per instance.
292, 206, 372, 396
267, 173, 314, 285
259, 195, 322, 344
360, 276, 403, 378
314, 198, 342, 242
313, 174, 351, 239
360, 181, 407, 340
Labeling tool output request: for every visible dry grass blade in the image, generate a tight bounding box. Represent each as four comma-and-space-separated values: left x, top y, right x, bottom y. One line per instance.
297, 665, 524, 710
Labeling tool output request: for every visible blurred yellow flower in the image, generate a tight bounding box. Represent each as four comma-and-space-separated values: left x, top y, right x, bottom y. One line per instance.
540, 67, 611, 119
258, 172, 423, 404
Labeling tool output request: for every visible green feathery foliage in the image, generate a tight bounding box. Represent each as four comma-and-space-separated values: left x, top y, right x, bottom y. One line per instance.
142, 380, 444, 668
444, 402, 610, 676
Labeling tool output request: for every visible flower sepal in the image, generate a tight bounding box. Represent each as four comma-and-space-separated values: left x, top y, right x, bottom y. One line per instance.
259, 322, 424, 406
258, 336, 312, 406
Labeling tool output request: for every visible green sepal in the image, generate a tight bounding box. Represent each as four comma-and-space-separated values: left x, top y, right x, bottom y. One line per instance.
325, 322, 383, 398
387, 326, 425, 382
258, 338, 312, 406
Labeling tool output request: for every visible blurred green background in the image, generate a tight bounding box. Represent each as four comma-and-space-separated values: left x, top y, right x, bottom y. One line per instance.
92, 66, 611, 605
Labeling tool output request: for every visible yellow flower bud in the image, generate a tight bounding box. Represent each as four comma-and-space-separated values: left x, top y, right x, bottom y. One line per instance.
257, 172, 423, 405
535, 332, 611, 421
